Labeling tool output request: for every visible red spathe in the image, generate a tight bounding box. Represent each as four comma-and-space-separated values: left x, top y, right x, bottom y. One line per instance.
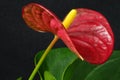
22, 3, 114, 64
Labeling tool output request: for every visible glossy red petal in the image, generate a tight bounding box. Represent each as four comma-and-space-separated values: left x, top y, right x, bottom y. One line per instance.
22, 3, 114, 64
67, 9, 114, 64
22, 3, 63, 34
22, 3, 81, 59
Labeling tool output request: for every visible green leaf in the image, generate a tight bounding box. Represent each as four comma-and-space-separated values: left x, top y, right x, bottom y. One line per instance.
16, 77, 22, 80
85, 57, 120, 80
109, 50, 120, 60
35, 47, 120, 80
34, 47, 77, 80
63, 50, 120, 80
63, 59, 97, 80
44, 71, 56, 80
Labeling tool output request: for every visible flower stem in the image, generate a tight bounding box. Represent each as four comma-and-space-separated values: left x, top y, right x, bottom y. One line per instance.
28, 35, 59, 80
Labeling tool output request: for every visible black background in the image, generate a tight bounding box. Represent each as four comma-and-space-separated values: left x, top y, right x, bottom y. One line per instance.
0, 0, 120, 80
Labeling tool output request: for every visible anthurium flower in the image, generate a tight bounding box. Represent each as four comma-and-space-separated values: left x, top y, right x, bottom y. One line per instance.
22, 3, 114, 64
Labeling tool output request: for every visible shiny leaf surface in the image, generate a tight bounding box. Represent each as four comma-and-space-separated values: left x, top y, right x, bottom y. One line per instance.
35, 48, 120, 80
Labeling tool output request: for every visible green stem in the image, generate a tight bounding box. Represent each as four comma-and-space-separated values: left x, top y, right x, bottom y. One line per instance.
28, 35, 59, 80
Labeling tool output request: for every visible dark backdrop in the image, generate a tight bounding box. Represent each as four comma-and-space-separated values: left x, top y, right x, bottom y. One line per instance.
0, 0, 120, 80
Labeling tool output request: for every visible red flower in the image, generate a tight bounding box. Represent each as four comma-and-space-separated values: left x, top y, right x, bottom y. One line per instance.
22, 3, 114, 64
